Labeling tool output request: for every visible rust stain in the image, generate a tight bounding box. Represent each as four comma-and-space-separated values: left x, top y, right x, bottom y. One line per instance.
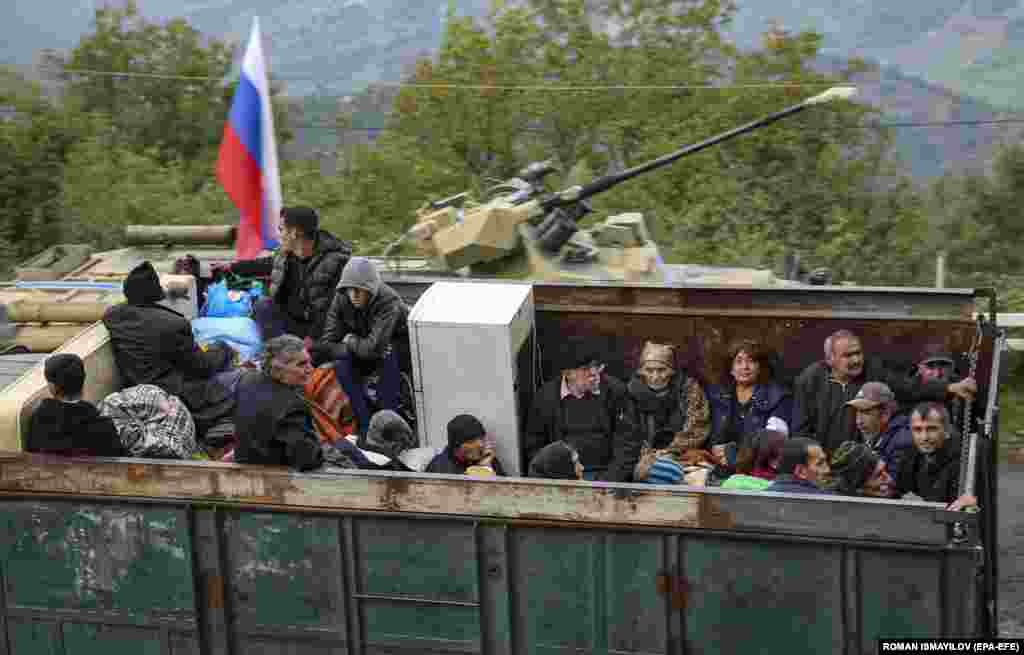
698, 493, 734, 530
206, 573, 225, 610
656, 567, 690, 610
126, 464, 147, 483
382, 476, 413, 511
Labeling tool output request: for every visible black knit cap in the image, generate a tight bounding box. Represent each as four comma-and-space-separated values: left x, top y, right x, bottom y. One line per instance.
281, 206, 319, 238
44, 353, 86, 396
829, 441, 880, 495
123, 261, 166, 305
447, 414, 486, 450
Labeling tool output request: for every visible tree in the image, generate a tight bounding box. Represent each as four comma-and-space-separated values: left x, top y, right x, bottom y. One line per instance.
0, 69, 77, 271
57, 1, 291, 169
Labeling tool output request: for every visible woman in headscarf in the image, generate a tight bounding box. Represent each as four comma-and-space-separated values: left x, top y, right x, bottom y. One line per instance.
627, 341, 721, 485
706, 338, 792, 452
528, 441, 584, 480
627, 341, 710, 454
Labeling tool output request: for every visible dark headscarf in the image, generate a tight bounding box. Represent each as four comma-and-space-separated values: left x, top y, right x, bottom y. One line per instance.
829, 441, 880, 495
123, 261, 166, 305
361, 410, 416, 459
528, 441, 578, 480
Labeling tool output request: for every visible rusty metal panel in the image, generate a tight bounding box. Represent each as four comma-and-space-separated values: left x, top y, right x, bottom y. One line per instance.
0, 500, 198, 655
221, 512, 347, 641
683, 538, 844, 655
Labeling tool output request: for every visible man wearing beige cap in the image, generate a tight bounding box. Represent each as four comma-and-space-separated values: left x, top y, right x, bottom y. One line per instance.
846, 381, 914, 480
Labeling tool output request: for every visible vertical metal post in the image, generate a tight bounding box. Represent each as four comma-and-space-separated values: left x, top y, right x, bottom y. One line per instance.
476, 523, 512, 655
0, 543, 11, 655
936, 251, 947, 288
190, 508, 231, 655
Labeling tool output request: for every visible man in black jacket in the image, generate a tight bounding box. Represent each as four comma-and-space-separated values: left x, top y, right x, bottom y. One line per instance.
895, 401, 985, 508
232, 206, 352, 341
103, 261, 235, 440
523, 339, 638, 482
233, 335, 323, 471
792, 329, 977, 455
25, 353, 126, 457
310, 257, 409, 437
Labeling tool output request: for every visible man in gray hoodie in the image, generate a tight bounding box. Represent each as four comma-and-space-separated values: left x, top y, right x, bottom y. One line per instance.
310, 257, 409, 436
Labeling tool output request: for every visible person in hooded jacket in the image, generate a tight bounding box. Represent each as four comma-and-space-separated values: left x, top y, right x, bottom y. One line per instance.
357, 409, 418, 472
229, 207, 352, 341
528, 441, 584, 480
706, 338, 792, 448
310, 257, 410, 437
426, 414, 507, 476
25, 353, 126, 457
103, 261, 235, 440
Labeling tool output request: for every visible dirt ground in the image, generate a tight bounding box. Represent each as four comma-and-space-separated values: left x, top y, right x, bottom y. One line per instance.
998, 462, 1024, 636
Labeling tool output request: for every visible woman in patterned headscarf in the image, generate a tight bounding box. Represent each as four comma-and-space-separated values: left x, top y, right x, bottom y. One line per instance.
628, 341, 717, 485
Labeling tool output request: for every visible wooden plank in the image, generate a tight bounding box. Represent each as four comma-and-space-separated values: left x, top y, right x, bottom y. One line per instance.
0, 454, 966, 546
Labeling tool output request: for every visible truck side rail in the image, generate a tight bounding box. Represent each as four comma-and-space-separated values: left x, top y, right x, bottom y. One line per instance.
0, 453, 982, 655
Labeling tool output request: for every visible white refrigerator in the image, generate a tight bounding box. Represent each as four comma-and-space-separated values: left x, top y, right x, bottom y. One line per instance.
408, 281, 535, 476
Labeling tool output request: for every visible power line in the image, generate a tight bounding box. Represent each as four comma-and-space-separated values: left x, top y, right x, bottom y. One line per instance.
289, 117, 1024, 131
18, 64, 867, 90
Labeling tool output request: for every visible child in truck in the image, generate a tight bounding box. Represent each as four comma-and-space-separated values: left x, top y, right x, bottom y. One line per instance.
25, 353, 126, 457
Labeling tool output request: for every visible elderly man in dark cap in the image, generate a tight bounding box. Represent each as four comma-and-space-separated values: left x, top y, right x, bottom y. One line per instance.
103, 261, 235, 440
426, 414, 506, 476
523, 337, 638, 482
25, 353, 126, 457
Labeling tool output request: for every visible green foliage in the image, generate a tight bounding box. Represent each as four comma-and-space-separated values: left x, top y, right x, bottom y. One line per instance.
58, 1, 290, 166
0, 70, 76, 274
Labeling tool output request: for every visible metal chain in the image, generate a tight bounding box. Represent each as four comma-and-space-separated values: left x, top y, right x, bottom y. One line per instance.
957, 319, 983, 496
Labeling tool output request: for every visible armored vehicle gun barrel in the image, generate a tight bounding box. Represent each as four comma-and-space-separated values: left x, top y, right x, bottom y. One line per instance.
402, 86, 856, 279
541, 85, 858, 211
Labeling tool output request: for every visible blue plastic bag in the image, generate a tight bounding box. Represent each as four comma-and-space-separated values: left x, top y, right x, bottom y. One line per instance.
191, 317, 263, 362
202, 280, 253, 318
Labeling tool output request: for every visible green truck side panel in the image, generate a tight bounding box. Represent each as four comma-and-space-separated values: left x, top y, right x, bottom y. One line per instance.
2, 505, 195, 617
684, 539, 843, 654
859, 550, 943, 645
0, 495, 982, 655
225, 512, 343, 629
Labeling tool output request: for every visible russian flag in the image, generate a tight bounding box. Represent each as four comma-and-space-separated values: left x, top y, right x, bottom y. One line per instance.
216, 17, 282, 260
